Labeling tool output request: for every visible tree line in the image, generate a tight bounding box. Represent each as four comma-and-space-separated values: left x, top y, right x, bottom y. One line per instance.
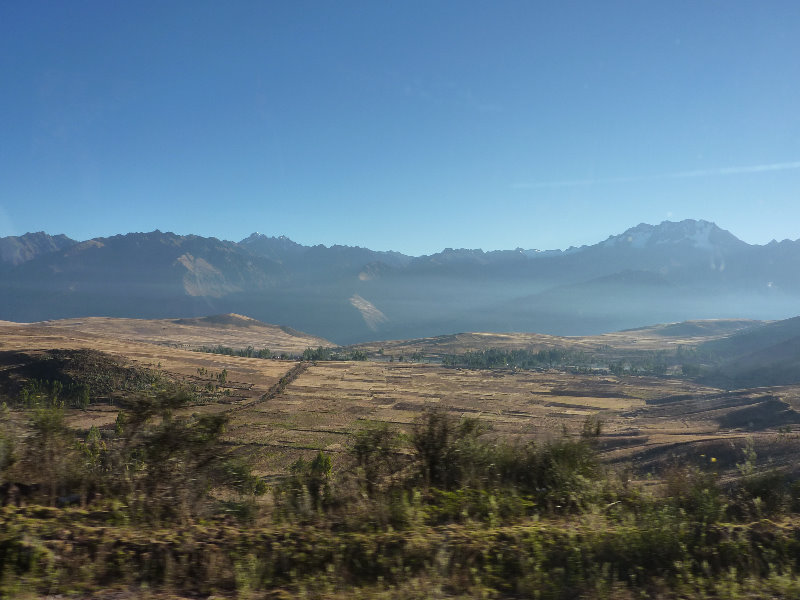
196, 344, 367, 362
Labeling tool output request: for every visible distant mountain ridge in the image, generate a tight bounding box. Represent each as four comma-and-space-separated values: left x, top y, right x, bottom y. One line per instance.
1, 220, 798, 344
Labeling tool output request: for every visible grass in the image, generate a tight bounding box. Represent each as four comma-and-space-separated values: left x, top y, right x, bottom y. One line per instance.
4, 503, 800, 598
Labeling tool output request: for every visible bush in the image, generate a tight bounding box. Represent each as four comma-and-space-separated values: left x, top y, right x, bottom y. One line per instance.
730, 470, 789, 519
351, 423, 404, 497
274, 451, 334, 519
409, 409, 601, 513
1, 391, 264, 521
663, 465, 726, 524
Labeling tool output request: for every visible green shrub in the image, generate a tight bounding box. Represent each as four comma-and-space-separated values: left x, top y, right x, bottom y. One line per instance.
351, 423, 404, 497
275, 451, 334, 519
730, 470, 789, 519
663, 465, 726, 525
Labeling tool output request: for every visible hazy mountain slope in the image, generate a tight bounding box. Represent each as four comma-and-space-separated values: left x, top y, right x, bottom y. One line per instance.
693, 317, 800, 389
648, 319, 760, 338
0, 232, 76, 267
0, 231, 285, 322
710, 337, 800, 389
0, 220, 798, 343
401, 220, 750, 286
700, 316, 800, 360
351, 220, 799, 340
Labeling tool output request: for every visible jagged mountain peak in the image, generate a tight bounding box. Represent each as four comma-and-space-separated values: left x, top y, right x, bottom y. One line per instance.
241, 232, 296, 243
237, 233, 306, 262
239, 232, 303, 248
0, 231, 77, 266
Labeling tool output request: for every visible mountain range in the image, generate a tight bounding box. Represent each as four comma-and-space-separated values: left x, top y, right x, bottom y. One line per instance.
1, 219, 798, 344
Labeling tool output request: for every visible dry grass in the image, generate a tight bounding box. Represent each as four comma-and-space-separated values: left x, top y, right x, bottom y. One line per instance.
9, 313, 333, 353
2, 317, 797, 479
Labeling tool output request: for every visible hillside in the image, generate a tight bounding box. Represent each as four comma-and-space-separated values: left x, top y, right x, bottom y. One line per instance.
349, 318, 761, 357
25, 313, 334, 354
694, 317, 800, 389
700, 316, 800, 359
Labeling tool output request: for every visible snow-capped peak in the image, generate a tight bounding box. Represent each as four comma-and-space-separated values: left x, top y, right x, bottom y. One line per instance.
600, 219, 739, 250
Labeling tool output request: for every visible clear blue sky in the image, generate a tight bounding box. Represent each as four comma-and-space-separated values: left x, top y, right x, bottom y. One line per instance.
1, 1, 799, 255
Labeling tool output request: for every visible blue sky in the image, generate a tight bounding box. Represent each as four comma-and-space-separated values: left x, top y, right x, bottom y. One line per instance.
1, 1, 799, 255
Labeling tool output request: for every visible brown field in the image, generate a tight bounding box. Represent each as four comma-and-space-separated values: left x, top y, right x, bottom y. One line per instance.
230, 360, 800, 477
2, 315, 798, 481
0, 321, 291, 429
23, 313, 334, 353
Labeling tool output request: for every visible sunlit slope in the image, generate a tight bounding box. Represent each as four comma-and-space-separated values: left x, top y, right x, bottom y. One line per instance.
349, 318, 761, 356
6, 313, 334, 355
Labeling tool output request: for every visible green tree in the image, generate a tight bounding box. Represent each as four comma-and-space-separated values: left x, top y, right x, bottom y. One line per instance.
351, 423, 401, 496
26, 406, 77, 505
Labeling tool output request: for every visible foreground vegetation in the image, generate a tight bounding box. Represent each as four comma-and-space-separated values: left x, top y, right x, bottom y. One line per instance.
3, 382, 800, 599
